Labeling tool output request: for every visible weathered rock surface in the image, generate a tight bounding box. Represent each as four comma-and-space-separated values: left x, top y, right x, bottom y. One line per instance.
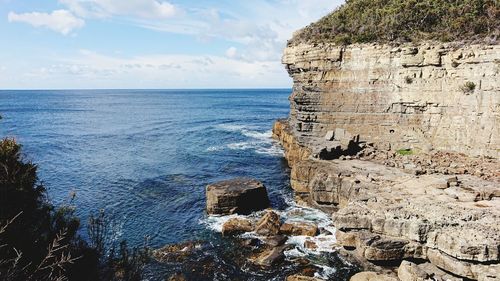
281, 42, 500, 158
255, 210, 281, 236
274, 33, 500, 280
279, 156, 500, 280
291, 158, 499, 278
221, 217, 254, 236
249, 245, 288, 267
280, 221, 319, 236
397, 260, 463, 281
206, 178, 269, 215
350, 272, 398, 281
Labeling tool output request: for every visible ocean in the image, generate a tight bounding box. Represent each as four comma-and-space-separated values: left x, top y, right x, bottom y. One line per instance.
0, 89, 356, 280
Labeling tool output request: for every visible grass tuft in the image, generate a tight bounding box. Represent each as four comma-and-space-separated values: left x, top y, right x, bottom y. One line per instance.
396, 149, 414, 156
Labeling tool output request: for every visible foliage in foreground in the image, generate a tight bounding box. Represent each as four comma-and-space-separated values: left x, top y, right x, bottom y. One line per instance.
0, 138, 149, 281
291, 0, 499, 45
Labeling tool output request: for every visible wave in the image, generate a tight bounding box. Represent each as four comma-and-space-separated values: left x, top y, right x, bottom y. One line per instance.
241, 129, 272, 141
207, 124, 284, 156
216, 124, 271, 142
202, 200, 338, 255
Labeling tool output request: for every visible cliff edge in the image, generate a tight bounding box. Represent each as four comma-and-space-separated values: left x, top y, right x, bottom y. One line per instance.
274, 1, 500, 280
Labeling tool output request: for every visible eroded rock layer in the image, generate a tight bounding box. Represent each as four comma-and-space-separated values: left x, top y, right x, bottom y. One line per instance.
274, 41, 500, 281
283, 42, 500, 158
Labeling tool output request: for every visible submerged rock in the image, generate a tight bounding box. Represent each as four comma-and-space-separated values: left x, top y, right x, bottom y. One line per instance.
153, 241, 205, 263
250, 245, 288, 267
206, 178, 270, 215
286, 275, 323, 281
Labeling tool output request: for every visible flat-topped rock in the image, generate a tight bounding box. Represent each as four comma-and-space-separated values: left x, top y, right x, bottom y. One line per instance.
287, 158, 500, 280
206, 178, 270, 215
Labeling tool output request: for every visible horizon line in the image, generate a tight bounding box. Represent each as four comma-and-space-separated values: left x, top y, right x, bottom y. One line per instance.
0, 87, 293, 91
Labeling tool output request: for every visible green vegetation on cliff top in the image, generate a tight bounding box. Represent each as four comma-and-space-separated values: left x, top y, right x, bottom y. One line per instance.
290, 0, 499, 45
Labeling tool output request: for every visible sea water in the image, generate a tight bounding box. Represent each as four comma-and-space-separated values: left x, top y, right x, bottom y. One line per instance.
0, 89, 356, 280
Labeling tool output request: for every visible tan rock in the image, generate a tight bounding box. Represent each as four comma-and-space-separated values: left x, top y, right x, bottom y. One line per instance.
221, 217, 253, 236
350, 271, 399, 281
397, 261, 429, 281
304, 239, 318, 250
206, 178, 269, 215
249, 245, 287, 267
280, 221, 318, 236
255, 210, 281, 236
281, 42, 500, 159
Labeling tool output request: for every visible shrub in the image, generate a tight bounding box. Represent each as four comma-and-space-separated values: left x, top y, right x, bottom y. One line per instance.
290, 0, 500, 45
461, 81, 476, 93
87, 210, 150, 281
0, 137, 149, 281
404, 76, 414, 84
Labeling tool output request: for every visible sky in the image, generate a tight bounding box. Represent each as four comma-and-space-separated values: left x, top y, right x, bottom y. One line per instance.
0, 0, 343, 89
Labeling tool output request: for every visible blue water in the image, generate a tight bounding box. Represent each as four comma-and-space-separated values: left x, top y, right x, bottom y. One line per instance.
0, 89, 292, 247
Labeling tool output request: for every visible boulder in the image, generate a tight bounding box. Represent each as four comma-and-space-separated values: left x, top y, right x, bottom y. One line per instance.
397, 261, 429, 281
398, 261, 464, 281
255, 210, 281, 236
221, 217, 254, 236
206, 178, 269, 215
280, 221, 318, 236
304, 240, 318, 250
250, 245, 287, 267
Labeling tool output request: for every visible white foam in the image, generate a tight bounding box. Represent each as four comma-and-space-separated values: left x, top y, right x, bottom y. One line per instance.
227, 141, 258, 150
241, 129, 272, 141
255, 144, 284, 156
216, 124, 250, 132
202, 214, 246, 232
206, 146, 224, 152
208, 124, 285, 156
314, 264, 337, 280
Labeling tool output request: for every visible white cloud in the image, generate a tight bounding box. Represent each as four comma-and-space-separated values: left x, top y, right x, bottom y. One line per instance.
8, 50, 289, 89
8, 9, 84, 35
59, 0, 177, 19
225, 47, 237, 58
2, 1, 345, 88
138, 1, 342, 62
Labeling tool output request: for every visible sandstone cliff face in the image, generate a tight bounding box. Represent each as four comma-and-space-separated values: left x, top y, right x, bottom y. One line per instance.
282, 42, 500, 158
274, 41, 500, 281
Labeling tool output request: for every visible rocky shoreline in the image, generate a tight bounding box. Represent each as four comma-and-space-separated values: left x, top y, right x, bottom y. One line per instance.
270, 31, 500, 280
271, 118, 500, 281
152, 21, 500, 281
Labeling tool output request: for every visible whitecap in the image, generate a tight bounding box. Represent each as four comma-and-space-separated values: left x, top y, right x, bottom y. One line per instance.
241, 129, 272, 141
206, 146, 224, 152
216, 124, 252, 132
255, 144, 284, 156
201, 214, 246, 233
227, 141, 258, 150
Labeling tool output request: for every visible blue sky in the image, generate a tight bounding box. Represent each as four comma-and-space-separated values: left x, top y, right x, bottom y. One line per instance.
0, 0, 343, 89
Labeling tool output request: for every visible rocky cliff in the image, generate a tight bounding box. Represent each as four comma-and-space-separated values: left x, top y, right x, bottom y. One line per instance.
274, 40, 500, 281
282, 42, 500, 158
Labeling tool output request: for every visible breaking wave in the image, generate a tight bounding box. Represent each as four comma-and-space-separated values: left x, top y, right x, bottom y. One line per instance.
206, 124, 283, 156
